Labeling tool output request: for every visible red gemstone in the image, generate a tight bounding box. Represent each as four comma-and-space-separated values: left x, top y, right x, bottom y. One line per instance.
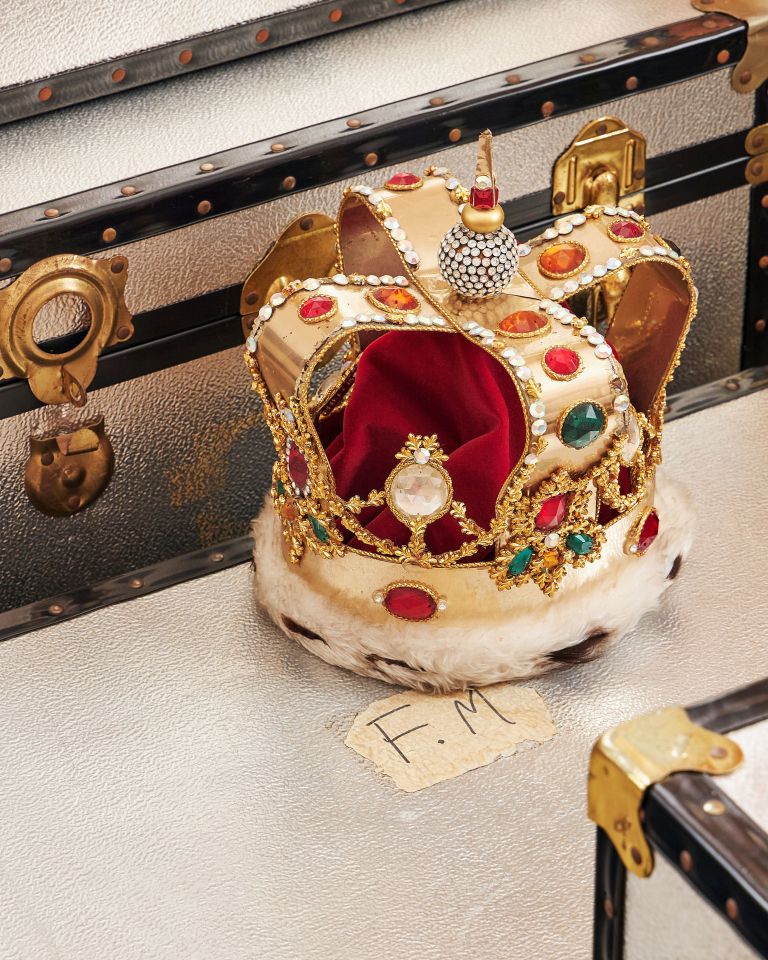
386, 171, 422, 189
637, 510, 659, 554
610, 219, 644, 240
383, 585, 437, 621
299, 295, 335, 320
372, 287, 420, 312
535, 493, 571, 531
619, 465, 632, 495
499, 310, 548, 334
287, 442, 309, 491
544, 346, 580, 377
470, 186, 499, 210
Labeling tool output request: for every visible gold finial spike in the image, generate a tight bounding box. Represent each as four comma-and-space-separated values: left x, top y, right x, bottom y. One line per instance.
476, 129, 495, 187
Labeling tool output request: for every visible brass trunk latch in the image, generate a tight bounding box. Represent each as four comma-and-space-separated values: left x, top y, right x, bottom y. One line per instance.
24, 416, 115, 516
588, 706, 743, 878
0, 253, 132, 406
551, 117, 646, 216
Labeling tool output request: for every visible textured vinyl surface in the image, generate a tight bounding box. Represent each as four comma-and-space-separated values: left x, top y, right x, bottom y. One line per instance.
0, 389, 766, 960
0, 0, 731, 211
0, 348, 274, 612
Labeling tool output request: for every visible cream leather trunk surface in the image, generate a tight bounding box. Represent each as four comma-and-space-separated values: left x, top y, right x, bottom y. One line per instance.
0, 389, 766, 960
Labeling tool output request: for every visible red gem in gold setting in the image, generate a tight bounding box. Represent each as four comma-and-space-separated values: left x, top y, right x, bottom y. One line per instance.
383, 585, 437, 621
609, 219, 644, 241
499, 310, 548, 335
543, 346, 581, 379
538, 242, 587, 278
371, 286, 420, 313
299, 295, 337, 323
385, 171, 423, 190
535, 493, 571, 531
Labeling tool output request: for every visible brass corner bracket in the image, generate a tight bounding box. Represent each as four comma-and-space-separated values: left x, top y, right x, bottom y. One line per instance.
692, 0, 768, 93
588, 705, 743, 878
551, 117, 646, 216
0, 253, 133, 406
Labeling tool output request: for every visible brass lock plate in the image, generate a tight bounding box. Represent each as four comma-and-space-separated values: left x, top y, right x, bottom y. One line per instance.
0, 253, 132, 406
552, 117, 646, 216
25, 416, 115, 516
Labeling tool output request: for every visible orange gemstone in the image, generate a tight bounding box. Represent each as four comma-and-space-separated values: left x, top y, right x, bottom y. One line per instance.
538, 242, 586, 277
541, 549, 561, 570
280, 499, 299, 520
372, 286, 420, 312
499, 310, 548, 334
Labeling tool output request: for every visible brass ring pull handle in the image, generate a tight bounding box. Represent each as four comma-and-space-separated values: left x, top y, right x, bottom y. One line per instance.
0, 253, 133, 407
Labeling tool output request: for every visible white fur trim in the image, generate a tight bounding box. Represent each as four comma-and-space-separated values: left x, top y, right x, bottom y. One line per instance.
252, 470, 693, 691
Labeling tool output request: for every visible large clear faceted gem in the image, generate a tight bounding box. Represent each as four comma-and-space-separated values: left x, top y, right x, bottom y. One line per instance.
390, 463, 450, 519
621, 412, 642, 464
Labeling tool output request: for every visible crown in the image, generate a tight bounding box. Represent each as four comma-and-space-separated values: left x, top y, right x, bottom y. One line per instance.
243, 131, 696, 691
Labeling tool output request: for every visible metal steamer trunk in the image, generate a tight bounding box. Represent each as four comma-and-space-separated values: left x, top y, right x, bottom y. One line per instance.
0, 2, 767, 958
0, 0, 765, 623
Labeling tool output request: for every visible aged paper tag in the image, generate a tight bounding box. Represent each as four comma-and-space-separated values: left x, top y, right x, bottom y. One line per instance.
344, 684, 556, 792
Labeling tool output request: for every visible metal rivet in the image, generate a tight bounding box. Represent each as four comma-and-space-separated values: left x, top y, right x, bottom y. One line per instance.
346, 118, 362, 129
716, 49, 730, 65
179, 49, 193, 65
199, 162, 216, 172
48, 603, 64, 615
603, 898, 614, 919
740, 70, 752, 85
703, 799, 726, 816
553, 191, 565, 205
761, 194, 768, 208
121, 185, 137, 197
299, 217, 314, 231
38, 86, 53, 102
579, 53, 596, 64
429, 96, 445, 106
270, 142, 286, 153
110, 257, 126, 274
754, 135, 766, 151
67, 495, 80, 511
364, 151, 378, 166
209, 552, 225, 562
255, 27, 270, 43
111, 67, 126, 83
726, 898, 739, 921
245, 291, 258, 305
641, 35, 661, 47
129, 578, 143, 589
756, 318, 767, 332
752, 162, 764, 177
625, 76, 639, 91
102, 227, 117, 243
630, 847, 642, 865
679, 850, 693, 872
329, 7, 343, 22
595, 123, 608, 136
710, 745, 728, 758
702, 17, 719, 27
282, 175, 297, 190
0, 257, 11, 273
448, 128, 462, 142
758, 256, 768, 270
116, 325, 131, 340
41, 451, 54, 466
44, 208, 60, 218
197, 200, 212, 215
541, 101, 555, 117
505, 74, 521, 85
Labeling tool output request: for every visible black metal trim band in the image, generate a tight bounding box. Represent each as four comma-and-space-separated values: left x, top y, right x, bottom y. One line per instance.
0, 13, 745, 278
643, 774, 768, 959
0, 0, 451, 128
0, 129, 752, 421
1, 375, 764, 638
744, 83, 768, 370
593, 827, 626, 960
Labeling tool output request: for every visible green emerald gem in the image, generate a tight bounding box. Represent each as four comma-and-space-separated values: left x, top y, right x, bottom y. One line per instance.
507, 546, 533, 577
309, 516, 330, 543
566, 532, 594, 556
276, 478, 286, 496
560, 401, 606, 449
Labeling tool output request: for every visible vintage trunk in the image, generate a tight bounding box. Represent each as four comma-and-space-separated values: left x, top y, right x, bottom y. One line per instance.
0, 0, 765, 619
0, 388, 765, 959
592, 681, 768, 960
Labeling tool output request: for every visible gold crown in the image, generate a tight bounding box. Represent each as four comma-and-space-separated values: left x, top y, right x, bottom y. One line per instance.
242, 131, 695, 686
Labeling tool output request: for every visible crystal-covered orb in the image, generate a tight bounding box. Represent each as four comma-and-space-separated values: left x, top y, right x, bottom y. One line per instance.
437, 222, 519, 299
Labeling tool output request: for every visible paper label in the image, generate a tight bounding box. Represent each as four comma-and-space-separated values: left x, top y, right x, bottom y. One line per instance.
344, 683, 556, 792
